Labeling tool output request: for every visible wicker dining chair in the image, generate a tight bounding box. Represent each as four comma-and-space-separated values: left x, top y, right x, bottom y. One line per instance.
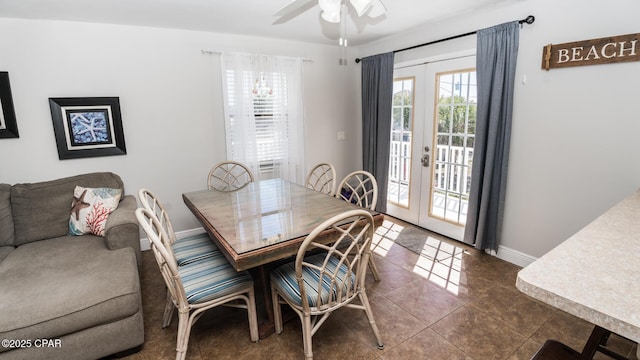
305, 162, 337, 196
138, 188, 222, 327
335, 170, 381, 281
136, 208, 259, 360
207, 161, 255, 191
138, 188, 219, 267
270, 209, 384, 360
336, 170, 378, 211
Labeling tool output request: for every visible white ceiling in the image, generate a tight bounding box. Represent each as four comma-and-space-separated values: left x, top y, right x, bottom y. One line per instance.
0, 0, 520, 46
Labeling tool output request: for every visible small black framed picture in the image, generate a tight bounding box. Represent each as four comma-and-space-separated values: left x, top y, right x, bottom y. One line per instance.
49, 97, 126, 160
0, 72, 19, 139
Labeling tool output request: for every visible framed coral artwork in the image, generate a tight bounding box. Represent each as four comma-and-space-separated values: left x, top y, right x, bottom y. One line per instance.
0, 72, 19, 139
49, 97, 126, 160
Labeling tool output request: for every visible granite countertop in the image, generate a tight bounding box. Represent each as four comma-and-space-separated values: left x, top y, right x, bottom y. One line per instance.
516, 189, 640, 342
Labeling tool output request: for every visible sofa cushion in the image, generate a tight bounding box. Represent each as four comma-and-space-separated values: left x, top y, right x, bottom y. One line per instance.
0, 235, 141, 345
69, 186, 122, 236
0, 184, 13, 247
0, 246, 13, 263
11, 172, 124, 246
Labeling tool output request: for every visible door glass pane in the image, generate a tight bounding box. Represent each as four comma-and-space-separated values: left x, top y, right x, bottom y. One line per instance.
451, 136, 465, 150
439, 74, 453, 98
388, 77, 414, 208
430, 70, 476, 225
392, 108, 402, 130
437, 107, 451, 133
436, 134, 449, 146
403, 107, 412, 131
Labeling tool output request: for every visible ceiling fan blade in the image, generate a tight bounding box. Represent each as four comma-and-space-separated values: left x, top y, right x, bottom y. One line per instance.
274, 0, 316, 17
367, 0, 386, 18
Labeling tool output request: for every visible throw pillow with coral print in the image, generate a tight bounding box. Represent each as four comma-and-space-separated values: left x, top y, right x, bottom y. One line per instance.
69, 186, 122, 236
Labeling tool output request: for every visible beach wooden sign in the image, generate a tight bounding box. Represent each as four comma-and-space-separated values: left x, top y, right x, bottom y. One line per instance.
542, 33, 639, 70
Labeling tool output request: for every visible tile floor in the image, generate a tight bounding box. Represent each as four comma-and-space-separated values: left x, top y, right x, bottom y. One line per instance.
122, 217, 638, 360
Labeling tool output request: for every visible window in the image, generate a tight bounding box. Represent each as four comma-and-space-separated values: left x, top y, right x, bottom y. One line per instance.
253, 74, 287, 172
222, 53, 305, 184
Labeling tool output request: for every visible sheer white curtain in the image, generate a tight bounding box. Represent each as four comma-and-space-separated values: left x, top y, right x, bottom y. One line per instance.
221, 52, 305, 185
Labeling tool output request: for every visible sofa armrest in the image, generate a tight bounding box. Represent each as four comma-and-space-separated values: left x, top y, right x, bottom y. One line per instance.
105, 195, 141, 266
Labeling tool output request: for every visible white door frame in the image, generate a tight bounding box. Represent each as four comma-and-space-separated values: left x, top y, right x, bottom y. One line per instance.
386, 53, 476, 242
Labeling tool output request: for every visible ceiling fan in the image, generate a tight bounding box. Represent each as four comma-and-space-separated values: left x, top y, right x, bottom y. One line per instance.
274, 0, 386, 64
274, 0, 387, 25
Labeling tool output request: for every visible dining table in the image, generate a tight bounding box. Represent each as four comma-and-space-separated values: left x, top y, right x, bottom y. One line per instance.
182, 178, 384, 338
516, 188, 640, 358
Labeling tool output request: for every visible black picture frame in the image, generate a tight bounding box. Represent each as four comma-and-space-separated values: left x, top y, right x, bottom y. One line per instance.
49, 97, 126, 160
0, 72, 19, 139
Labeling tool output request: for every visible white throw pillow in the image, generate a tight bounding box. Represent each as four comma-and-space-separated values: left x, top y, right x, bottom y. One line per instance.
69, 186, 122, 236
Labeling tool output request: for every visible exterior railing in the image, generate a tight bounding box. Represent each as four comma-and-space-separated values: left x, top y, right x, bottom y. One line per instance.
433, 145, 473, 196
389, 138, 473, 196
388, 137, 472, 224
389, 138, 412, 184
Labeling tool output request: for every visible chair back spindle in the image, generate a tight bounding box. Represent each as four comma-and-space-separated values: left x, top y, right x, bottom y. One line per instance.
207, 161, 255, 191
336, 170, 378, 211
306, 163, 337, 196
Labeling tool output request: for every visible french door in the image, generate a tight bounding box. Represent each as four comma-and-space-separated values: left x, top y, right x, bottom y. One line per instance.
386, 56, 476, 241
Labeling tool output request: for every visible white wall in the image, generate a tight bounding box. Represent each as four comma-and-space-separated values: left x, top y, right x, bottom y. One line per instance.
0, 18, 361, 232
357, 0, 640, 260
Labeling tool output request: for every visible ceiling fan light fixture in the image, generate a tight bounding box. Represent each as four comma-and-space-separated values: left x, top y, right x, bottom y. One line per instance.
349, 0, 373, 17
321, 9, 341, 23
319, 0, 341, 23
318, 0, 340, 13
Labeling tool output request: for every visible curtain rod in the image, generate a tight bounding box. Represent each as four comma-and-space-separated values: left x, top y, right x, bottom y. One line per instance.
355, 15, 535, 63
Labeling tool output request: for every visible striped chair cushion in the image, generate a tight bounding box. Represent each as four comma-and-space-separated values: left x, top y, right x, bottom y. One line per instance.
270, 253, 355, 308
178, 255, 253, 304
172, 233, 220, 267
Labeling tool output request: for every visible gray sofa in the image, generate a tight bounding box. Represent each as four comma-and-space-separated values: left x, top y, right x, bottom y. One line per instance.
0, 172, 144, 360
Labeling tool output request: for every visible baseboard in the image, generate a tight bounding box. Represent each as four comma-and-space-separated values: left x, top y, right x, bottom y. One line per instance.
490, 245, 538, 268
139, 227, 206, 251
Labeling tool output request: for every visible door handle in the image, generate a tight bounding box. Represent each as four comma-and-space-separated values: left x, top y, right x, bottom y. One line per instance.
421, 154, 430, 167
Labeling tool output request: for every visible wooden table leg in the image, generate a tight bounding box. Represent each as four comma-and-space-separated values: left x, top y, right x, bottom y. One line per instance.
256, 265, 276, 339
250, 264, 296, 339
